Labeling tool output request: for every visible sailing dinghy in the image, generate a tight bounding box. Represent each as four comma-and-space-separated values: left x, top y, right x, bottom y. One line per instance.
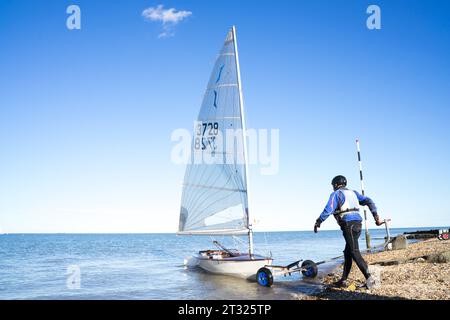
177, 26, 273, 279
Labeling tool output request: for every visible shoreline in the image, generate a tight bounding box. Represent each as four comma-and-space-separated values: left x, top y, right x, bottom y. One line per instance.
297, 238, 450, 300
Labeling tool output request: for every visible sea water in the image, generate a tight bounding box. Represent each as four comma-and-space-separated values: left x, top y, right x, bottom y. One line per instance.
0, 227, 438, 300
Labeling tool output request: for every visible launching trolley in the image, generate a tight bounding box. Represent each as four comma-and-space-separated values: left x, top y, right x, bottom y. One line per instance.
256, 259, 318, 287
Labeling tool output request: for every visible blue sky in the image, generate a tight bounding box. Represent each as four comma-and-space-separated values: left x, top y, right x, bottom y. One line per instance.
0, 0, 449, 233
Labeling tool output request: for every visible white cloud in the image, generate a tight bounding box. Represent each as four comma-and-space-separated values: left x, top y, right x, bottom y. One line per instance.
142, 4, 192, 38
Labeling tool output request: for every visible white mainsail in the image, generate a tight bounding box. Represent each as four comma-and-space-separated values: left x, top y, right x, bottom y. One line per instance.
178, 27, 251, 237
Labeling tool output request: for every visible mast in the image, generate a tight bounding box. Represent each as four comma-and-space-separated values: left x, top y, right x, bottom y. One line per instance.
232, 25, 254, 257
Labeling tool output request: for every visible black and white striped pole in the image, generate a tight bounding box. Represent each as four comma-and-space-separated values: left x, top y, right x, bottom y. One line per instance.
356, 139, 371, 249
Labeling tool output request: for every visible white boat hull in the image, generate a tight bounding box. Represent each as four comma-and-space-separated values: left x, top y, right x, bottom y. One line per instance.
191, 251, 273, 280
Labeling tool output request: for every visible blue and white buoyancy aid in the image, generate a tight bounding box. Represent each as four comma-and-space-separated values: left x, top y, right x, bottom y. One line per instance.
334, 189, 360, 218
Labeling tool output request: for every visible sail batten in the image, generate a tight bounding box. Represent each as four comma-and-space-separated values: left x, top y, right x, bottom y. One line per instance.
177, 229, 248, 236
183, 183, 247, 193
178, 28, 249, 235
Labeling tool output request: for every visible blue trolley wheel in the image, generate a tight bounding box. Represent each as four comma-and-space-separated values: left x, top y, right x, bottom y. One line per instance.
301, 260, 318, 278
256, 267, 273, 287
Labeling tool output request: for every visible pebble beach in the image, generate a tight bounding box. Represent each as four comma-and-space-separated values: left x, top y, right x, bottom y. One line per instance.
298, 238, 450, 300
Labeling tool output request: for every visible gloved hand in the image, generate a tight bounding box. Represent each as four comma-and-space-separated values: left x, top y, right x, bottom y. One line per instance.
314, 218, 322, 233
374, 214, 383, 226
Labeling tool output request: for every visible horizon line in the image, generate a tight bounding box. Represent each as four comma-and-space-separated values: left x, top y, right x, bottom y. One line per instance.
1, 225, 448, 235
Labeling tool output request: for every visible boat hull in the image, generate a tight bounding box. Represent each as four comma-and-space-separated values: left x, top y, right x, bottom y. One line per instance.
192, 252, 273, 280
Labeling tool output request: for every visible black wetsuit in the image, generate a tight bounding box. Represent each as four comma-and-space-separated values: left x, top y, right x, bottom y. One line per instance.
341, 220, 370, 280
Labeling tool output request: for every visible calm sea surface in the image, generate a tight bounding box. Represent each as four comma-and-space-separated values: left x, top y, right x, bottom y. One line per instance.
0, 227, 438, 299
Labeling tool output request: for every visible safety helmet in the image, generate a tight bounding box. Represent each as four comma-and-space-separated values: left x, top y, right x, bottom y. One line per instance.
331, 175, 347, 190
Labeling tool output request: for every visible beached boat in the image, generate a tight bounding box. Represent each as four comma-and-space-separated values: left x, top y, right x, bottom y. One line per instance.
177, 26, 272, 279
